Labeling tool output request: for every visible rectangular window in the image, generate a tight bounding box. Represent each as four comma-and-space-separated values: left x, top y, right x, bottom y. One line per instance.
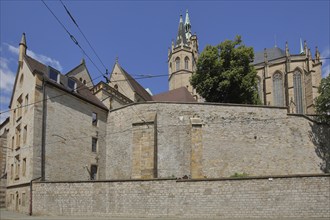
25, 94, 29, 110
22, 193, 26, 206
92, 137, 97, 152
23, 125, 27, 144
11, 136, 14, 149
92, 112, 97, 126
68, 78, 76, 91
90, 165, 98, 180
22, 158, 26, 176
10, 164, 14, 180
15, 124, 21, 149
16, 94, 23, 120
14, 155, 20, 180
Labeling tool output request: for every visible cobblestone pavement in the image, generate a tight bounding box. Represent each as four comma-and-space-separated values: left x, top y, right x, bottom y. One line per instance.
1, 209, 328, 220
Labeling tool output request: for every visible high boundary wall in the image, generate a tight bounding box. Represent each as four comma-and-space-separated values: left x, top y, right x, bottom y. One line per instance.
107, 102, 329, 179
32, 174, 330, 218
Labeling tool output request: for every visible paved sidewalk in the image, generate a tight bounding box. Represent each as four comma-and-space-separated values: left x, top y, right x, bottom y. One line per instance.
1, 209, 329, 220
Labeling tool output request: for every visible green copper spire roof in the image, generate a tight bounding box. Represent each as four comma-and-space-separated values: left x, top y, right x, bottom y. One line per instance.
184, 10, 192, 40
185, 9, 190, 25
300, 38, 304, 54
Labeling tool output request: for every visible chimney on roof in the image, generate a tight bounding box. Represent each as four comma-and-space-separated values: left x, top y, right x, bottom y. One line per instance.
19, 33, 27, 68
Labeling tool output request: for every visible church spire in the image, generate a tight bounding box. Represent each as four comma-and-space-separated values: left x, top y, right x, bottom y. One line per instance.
185, 9, 192, 40
176, 14, 187, 46
19, 32, 27, 67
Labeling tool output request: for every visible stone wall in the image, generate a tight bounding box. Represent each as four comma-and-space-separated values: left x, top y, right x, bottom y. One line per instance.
32, 175, 330, 218
44, 84, 108, 181
107, 102, 326, 179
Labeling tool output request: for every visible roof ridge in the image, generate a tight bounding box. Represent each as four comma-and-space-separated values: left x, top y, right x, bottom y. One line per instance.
118, 65, 152, 101
65, 62, 84, 76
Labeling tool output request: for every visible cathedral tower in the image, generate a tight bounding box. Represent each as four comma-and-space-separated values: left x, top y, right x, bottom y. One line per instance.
168, 10, 199, 100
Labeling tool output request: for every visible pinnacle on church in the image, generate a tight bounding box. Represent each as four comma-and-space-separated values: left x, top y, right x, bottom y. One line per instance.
185, 10, 192, 40
300, 38, 304, 54
19, 32, 27, 66
176, 14, 187, 46
20, 32, 27, 47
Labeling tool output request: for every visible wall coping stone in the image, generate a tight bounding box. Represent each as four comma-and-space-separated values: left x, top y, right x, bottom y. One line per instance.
34, 177, 177, 184
110, 101, 288, 113
177, 173, 330, 182
32, 174, 329, 184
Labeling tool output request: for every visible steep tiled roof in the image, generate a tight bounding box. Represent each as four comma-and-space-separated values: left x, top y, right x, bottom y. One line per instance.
24, 55, 107, 110
152, 87, 196, 102
118, 66, 153, 101
253, 47, 285, 64
25, 55, 48, 74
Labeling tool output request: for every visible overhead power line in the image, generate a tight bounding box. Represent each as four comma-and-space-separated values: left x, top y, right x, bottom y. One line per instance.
41, 0, 106, 77
59, 0, 108, 72
0, 69, 170, 115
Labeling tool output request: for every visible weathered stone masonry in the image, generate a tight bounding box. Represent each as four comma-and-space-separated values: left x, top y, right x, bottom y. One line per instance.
32, 175, 330, 218
107, 102, 327, 180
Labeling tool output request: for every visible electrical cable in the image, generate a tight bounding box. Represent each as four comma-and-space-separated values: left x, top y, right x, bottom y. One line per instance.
59, 0, 108, 72
41, 0, 105, 77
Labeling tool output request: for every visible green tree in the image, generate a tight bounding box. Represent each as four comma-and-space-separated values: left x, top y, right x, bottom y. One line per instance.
191, 36, 260, 104
315, 75, 330, 125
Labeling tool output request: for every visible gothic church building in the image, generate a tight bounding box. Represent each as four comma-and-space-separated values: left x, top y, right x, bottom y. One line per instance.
166, 11, 322, 113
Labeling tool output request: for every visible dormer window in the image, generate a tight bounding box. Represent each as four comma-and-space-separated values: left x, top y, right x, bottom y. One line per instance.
49, 67, 60, 83
68, 78, 76, 91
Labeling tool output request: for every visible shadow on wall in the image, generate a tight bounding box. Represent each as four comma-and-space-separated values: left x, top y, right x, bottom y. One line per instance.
309, 122, 330, 173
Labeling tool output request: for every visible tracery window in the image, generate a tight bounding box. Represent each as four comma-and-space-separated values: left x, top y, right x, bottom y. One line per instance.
175, 57, 180, 71
273, 72, 284, 106
184, 57, 189, 70
293, 70, 303, 113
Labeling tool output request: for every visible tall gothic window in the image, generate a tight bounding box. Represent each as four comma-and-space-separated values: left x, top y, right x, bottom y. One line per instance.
257, 77, 262, 102
273, 72, 284, 106
293, 70, 303, 113
184, 57, 189, 70
175, 57, 180, 71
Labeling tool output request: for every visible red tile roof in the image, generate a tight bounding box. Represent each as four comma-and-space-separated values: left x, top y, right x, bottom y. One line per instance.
152, 87, 197, 102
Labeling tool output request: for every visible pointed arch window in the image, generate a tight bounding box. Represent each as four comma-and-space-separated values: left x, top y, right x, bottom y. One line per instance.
184, 57, 189, 70
175, 57, 180, 71
257, 77, 262, 102
273, 72, 284, 106
293, 70, 303, 113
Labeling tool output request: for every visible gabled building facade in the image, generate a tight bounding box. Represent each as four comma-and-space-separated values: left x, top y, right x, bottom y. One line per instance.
5, 34, 108, 213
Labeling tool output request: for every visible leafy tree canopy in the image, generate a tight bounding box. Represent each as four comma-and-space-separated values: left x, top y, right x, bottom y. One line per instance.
190, 36, 260, 104
315, 75, 330, 125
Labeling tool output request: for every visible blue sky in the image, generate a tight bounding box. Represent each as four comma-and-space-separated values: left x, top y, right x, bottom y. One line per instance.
1, 0, 329, 122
